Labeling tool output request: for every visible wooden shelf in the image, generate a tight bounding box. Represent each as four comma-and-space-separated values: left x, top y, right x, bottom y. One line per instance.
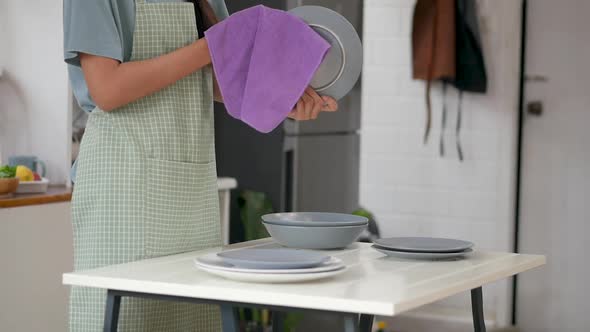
0, 186, 72, 209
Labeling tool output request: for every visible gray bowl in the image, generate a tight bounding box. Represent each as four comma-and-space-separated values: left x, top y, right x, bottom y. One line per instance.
262, 221, 367, 249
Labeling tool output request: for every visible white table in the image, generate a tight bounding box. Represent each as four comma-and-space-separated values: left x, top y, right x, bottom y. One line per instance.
63, 239, 545, 332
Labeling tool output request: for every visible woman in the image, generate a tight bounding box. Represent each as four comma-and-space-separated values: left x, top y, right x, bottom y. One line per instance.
64, 0, 338, 331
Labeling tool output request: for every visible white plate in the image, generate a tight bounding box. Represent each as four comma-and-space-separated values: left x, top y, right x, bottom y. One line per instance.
372, 245, 473, 260
195, 263, 346, 283
15, 178, 49, 194
195, 253, 344, 274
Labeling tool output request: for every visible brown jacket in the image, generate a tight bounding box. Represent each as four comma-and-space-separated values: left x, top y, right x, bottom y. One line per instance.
412, 0, 456, 81
412, 0, 456, 143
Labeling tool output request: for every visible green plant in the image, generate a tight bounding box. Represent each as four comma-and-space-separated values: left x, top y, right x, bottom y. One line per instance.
0, 165, 16, 178
237, 190, 271, 241
352, 207, 374, 220
352, 207, 380, 241
283, 312, 304, 331
237, 191, 270, 331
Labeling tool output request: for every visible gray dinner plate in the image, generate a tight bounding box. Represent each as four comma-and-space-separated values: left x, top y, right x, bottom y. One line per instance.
217, 248, 329, 270
262, 212, 368, 227
289, 6, 363, 100
373, 237, 474, 253
372, 245, 473, 260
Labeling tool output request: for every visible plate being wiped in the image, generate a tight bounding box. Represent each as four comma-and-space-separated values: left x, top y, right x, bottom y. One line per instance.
289, 6, 363, 101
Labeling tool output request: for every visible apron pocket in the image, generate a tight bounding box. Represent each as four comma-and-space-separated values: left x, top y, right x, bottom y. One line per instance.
145, 158, 221, 258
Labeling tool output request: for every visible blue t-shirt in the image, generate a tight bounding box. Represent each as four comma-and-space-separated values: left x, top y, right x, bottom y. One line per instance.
64, 0, 229, 182
63, 0, 229, 112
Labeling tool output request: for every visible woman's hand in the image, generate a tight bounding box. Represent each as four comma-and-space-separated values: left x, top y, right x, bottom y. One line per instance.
288, 87, 338, 121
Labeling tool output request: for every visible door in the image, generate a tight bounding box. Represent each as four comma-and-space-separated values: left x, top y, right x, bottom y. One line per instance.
517, 1, 590, 331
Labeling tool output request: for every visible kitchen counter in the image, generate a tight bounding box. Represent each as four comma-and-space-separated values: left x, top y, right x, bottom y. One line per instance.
0, 177, 237, 332
0, 186, 72, 209
0, 178, 237, 210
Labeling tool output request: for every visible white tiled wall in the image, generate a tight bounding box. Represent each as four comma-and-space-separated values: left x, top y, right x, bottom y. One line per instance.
360, 0, 522, 327
0, 2, 70, 185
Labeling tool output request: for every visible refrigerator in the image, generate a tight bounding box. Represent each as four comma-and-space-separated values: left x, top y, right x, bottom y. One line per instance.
215, 0, 363, 244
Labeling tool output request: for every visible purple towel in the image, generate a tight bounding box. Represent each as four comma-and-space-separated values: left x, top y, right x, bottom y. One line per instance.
205, 5, 331, 133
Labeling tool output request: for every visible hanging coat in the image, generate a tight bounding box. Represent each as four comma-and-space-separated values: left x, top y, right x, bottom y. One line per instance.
412, 0, 456, 143
446, 0, 487, 93
442, 0, 488, 161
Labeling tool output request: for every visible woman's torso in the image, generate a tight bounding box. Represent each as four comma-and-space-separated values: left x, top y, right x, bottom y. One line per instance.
64, 0, 228, 113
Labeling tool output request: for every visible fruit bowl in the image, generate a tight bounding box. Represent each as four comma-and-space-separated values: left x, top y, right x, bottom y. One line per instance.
0, 178, 20, 197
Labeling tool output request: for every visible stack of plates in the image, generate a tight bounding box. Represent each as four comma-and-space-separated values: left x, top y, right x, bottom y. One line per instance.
372, 237, 474, 260
194, 248, 346, 283
261, 212, 368, 249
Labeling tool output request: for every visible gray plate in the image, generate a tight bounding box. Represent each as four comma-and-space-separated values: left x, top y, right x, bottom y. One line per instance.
372, 245, 473, 260
289, 6, 363, 100
217, 248, 329, 270
262, 212, 368, 227
373, 237, 475, 253
263, 222, 366, 250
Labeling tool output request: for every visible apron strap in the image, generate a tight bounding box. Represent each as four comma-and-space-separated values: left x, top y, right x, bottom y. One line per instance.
456, 90, 464, 161
439, 82, 448, 157
423, 0, 438, 144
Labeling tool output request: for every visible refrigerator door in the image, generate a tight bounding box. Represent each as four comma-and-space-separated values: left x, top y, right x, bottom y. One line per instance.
284, 0, 363, 135
225, 0, 285, 11
291, 133, 360, 213
214, 110, 287, 243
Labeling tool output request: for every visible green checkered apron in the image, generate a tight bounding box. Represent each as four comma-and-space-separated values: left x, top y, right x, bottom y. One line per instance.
69, 0, 222, 330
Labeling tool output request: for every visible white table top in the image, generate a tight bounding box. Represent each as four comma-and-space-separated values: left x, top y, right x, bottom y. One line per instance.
63, 239, 545, 316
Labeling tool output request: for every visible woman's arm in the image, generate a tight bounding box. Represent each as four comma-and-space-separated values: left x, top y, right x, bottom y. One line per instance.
81, 37, 336, 117
80, 38, 212, 112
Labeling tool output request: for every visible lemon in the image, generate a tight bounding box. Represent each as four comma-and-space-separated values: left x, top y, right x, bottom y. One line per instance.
15, 165, 34, 182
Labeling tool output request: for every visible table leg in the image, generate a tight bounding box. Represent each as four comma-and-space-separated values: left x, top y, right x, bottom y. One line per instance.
103, 290, 121, 332
99, 290, 373, 332
359, 314, 374, 332
471, 287, 486, 332
272, 311, 285, 332
343, 313, 360, 332
220, 304, 239, 332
